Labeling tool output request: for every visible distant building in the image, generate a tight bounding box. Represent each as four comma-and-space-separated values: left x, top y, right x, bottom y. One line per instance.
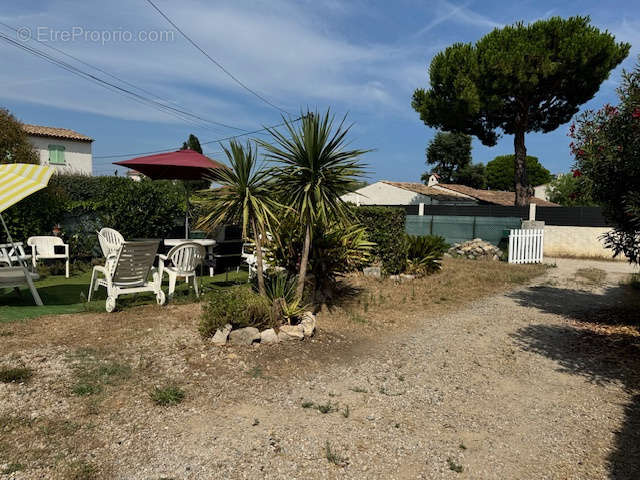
126, 169, 144, 182
22, 123, 93, 175
341, 175, 557, 206
534, 183, 551, 201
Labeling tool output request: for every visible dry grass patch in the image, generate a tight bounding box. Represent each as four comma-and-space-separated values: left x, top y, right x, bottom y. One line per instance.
575, 267, 607, 284
320, 258, 547, 334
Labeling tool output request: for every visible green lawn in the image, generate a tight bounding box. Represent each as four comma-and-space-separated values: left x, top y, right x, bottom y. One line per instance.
0, 268, 248, 323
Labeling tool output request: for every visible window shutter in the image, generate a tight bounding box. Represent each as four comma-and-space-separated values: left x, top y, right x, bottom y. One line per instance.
48, 145, 65, 165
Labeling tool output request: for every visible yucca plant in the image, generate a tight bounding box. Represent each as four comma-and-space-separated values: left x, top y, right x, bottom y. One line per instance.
254, 272, 307, 323
405, 234, 448, 276
264, 212, 374, 307
257, 109, 369, 299
194, 140, 279, 295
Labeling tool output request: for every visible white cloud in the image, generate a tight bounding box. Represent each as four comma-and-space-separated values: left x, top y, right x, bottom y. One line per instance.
0, 0, 431, 126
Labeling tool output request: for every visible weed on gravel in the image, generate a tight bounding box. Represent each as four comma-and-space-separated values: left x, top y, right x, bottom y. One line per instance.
2, 462, 25, 474
67, 460, 98, 480
447, 457, 463, 473
151, 384, 185, 406
316, 401, 336, 414
325, 441, 348, 467
68, 348, 131, 396
0, 366, 33, 383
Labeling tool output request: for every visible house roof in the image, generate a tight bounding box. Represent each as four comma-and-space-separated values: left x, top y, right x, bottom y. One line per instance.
437, 184, 557, 206
22, 123, 93, 142
381, 181, 475, 202
381, 181, 558, 206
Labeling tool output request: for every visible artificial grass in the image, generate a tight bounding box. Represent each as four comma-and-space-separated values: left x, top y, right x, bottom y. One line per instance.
0, 268, 248, 322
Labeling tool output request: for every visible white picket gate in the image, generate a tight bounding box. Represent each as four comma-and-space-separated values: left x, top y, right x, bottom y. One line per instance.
508, 229, 544, 264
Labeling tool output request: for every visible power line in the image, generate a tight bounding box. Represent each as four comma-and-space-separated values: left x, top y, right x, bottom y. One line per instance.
0, 21, 246, 133
93, 116, 301, 159
145, 0, 290, 115
0, 31, 246, 133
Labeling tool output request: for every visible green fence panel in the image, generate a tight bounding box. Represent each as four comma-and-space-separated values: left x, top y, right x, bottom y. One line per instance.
405, 215, 522, 246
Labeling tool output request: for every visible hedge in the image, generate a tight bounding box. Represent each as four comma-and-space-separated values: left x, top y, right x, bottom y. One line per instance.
352, 205, 407, 274
1, 174, 186, 259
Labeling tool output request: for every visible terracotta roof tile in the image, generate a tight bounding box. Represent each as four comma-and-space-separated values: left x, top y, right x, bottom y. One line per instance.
437, 184, 558, 206
381, 181, 475, 202
22, 124, 93, 142
381, 181, 558, 206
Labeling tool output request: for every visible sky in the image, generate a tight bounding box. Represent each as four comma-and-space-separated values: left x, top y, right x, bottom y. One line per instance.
1, 0, 639, 180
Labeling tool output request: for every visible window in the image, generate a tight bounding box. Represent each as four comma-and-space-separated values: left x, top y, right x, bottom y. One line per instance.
48, 145, 65, 165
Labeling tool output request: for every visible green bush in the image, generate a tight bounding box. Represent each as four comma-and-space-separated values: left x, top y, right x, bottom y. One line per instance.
1, 174, 185, 256
199, 286, 273, 337
253, 271, 307, 322
265, 212, 374, 304
352, 206, 407, 274
406, 235, 448, 276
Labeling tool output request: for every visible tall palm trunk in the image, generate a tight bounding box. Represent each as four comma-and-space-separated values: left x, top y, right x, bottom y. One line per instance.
252, 219, 266, 296
296, 222, 312, 299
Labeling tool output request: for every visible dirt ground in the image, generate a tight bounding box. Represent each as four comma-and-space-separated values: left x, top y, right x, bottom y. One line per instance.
1, 257, 639, 479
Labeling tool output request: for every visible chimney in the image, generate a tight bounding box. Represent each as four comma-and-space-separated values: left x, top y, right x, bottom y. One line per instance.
428, 174, 439, 187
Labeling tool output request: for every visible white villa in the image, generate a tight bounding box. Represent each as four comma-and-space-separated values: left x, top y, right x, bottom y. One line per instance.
342, 175, 557, 206
22, 124, 93, 175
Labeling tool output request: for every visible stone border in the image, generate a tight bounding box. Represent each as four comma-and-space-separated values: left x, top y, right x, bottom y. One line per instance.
211, 312, 317, 346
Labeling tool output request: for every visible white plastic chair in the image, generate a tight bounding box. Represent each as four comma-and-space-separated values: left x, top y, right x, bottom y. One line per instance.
27, 236, 70, 278
158, 242, 205, 300
88, 240, 165, 312
0, 242, 31, 267
97, 228, 124, 258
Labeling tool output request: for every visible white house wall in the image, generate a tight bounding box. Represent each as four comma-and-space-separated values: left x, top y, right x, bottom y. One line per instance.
341, 182, 432, 205
28, 135, 93, 175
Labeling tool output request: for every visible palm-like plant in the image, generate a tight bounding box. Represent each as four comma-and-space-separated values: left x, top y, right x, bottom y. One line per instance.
194, 140, 278, 296
257, 110, 369, 299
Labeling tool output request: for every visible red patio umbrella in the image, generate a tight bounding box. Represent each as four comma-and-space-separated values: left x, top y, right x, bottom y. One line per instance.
114, 149, 226, 238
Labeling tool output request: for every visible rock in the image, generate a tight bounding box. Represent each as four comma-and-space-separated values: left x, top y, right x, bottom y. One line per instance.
399, 274, 415, 282
448, 238, 502, 261
300, 312, 316, 338
229, 327, 260, 345
363, 266, 381, 278
211, 323, 232, 345
278, 324, 304, 341
260, 328, 279, 344
389, 274, 400, 282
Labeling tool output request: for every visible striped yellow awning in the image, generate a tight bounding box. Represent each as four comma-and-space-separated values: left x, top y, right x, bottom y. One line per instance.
0, 163, 55, 213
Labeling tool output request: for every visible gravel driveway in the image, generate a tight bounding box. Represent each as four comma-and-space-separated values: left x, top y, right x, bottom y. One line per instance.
2, 258, 639, 479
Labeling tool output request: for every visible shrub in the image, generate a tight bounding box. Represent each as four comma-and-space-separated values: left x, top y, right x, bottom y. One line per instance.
266, 213, 374, 305
254, 272, 307, 323
1, 174, 185, 251
405, 235, 448, 276
199, 286, 273, 337
352, 206, 407, 274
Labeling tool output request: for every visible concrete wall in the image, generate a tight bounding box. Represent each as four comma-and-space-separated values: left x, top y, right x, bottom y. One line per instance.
28, 135, 93, 175
543, 225, 626, 260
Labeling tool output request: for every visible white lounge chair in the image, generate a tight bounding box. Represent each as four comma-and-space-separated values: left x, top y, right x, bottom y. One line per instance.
158, 242, 205, 300
0, 266, 41, 305
97, 228, 124, 258
88, 240, 165, 312
0, 242, 31, 267
27, 236, 70, 278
